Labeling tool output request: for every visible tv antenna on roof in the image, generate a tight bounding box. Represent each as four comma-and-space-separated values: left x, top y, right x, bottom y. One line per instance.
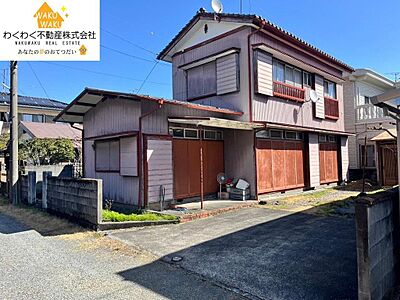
386, 72, 400, 83
211, 0, 223, 14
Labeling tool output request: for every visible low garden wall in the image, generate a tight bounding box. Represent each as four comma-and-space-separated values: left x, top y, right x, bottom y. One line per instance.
355, 188, 400, 300
19, 172, 36, 204
18, 172, 177, 230
46, 177, 103, 228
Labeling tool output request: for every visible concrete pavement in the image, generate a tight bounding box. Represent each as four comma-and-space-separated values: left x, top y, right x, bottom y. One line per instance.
111, 207, 358, 300
0, 213, 245, 300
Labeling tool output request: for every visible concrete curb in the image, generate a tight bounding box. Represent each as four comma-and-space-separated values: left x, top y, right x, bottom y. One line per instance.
178, 202, 258, 223
97, 219, 180, 231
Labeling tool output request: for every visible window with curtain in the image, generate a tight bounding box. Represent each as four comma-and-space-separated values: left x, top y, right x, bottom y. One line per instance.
187, 61, 217, 100
272, 59, 304, 88
323, 80, 337, 99
273, 60, 285, 82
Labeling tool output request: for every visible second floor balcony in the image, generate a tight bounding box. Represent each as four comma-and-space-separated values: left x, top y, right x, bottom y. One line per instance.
356, 104, 386, 122
273, 81, 305, 103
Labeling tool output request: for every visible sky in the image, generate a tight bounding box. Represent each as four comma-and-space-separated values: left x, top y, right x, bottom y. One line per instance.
1, 0, 399, 104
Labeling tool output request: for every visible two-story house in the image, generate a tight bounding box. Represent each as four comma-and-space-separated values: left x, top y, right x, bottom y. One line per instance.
55, 10, 354, 210
343, 69, 395, 185
0, 92, 67, 134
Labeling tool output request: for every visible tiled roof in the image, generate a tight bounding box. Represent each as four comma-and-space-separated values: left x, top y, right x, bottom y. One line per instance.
55, 87, 243, 124
157, 10, 354, 72
0, 93, 67, 110
20, 121, 82, 140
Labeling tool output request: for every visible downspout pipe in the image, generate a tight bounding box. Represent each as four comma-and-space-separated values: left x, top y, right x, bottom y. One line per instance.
247, 20, 267, 123
248, 21, 266, 201
138, 100, 163, 209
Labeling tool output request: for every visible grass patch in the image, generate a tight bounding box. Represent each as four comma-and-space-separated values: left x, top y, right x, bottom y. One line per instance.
0, 196, 86, 236
102, 209, 177, 222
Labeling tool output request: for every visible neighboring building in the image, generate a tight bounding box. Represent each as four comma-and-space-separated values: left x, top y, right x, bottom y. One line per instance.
0, 93, 67, 134
0, 93, 67, 183
370, 86, 400, 187
343, 69, 395, 184
19, 121, 82, 149
55, 10, 354, 210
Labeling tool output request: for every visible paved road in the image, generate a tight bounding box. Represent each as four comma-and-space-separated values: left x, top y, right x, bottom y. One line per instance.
0, 213, 245, 300
111, 208, 358, 300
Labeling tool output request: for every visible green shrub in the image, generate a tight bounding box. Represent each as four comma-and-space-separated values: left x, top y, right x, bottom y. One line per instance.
19, 138, 76, 165
102, 209, 177, 222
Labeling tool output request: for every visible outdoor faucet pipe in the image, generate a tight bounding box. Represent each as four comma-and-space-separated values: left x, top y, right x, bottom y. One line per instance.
138, 100, 163, 209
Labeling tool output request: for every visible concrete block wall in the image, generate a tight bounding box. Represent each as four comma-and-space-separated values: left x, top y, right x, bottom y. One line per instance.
46, 177, 103, 227
19, 175, 29, 203
355, 188, 400, 300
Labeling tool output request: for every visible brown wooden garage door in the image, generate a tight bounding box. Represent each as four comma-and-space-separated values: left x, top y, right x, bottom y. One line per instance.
256, 138, 305, 193
319, 142, 339, 184
173, 139, 224, 199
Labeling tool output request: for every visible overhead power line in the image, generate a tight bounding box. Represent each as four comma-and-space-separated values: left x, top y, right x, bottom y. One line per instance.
41, 62, 171, 86
101, 45, 169, 66
101, 28, 157, 56
27, 62, 50, 98
137, 61, 160, 93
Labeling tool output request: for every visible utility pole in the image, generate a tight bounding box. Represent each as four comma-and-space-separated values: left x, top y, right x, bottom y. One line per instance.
240, 0, 243, 13
9, 61, 18, 204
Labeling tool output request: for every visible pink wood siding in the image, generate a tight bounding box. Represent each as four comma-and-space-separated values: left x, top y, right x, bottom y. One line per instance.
84, 98, 140, 138
83, 99, 140, 206
84, 139, 140, 206
140, 101, 228, 135
172, 27, 251, 120
147, 138, 173, 204
250, 32, 343, 79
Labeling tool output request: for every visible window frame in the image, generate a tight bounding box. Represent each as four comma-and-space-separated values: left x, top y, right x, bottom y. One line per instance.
256, 129, 304, 140
204, 130, 224, 141
323, 79, 337, 99
186, 61, 217, 101
272, 58, 308, 89
303, 71, 313, 88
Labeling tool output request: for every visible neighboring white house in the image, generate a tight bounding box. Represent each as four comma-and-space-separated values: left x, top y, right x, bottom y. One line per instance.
343, 69, 395, 183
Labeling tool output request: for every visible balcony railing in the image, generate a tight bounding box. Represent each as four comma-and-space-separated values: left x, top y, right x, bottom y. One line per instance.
324, 97, 339, 120
356, 104, 386, 122
273, 81, 305, 103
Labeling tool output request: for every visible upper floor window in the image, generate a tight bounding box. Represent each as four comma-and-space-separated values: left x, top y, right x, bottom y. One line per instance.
303, 72, 313, 87
19, 114, 44, 123
187, 61, 217, 100
185, 50, 240, 100
357, 95, 372, 106
272, 60, 302, 87
323, 80, 337, 99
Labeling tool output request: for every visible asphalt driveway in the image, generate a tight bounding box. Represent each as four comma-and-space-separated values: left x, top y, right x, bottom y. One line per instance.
111, 207, 358, 300
0, 213, 245, 300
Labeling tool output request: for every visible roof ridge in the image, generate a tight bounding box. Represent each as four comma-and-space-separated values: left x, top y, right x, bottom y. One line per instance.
157, 9, 354, 71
